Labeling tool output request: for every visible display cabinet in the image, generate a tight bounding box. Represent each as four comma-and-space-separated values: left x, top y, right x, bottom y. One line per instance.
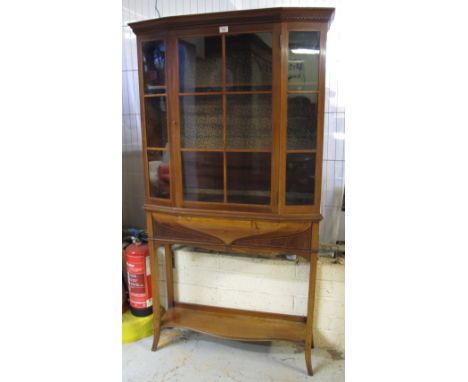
129, 7, 334, 376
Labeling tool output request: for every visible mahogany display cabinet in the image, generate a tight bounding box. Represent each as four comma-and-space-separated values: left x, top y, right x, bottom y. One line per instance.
129, 7, 334, 376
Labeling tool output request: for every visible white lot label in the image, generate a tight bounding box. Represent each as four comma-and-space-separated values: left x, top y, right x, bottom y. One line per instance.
219, 26, 228, 33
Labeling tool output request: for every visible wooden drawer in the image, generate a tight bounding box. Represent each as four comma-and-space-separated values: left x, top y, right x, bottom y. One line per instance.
152, 212, 312, 251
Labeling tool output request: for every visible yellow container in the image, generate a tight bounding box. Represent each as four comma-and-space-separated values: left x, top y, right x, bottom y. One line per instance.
122, 306, 165, 344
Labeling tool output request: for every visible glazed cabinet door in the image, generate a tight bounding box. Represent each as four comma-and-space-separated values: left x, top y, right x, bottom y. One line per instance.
178, 35, 224, 203
176, 28, 278, 211
225, 32, 273, 206
139, 37, 172, 203
281, 24, 325, 212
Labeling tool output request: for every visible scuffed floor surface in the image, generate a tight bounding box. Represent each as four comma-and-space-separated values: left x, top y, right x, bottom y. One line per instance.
123, 329, 344, 382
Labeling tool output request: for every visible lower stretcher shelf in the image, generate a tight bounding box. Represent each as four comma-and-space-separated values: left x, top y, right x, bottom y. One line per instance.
161, 303, 307, 342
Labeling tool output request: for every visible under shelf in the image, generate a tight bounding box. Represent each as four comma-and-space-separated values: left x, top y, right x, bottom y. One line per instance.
161, 303, 307, 343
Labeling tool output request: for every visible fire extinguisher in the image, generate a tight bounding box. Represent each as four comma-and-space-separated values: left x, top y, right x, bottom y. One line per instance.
122, 282, 126, 314
124, 238, 153, 317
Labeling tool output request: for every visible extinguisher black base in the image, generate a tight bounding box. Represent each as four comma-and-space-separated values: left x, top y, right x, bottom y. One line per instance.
130, 306, 153, 317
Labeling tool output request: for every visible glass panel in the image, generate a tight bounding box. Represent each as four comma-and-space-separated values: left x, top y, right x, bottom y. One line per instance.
226, 94, 272, 149
226, 33, 272, 91
180, 96, 223, 149
179, 36, 222, 92
286, 153, 316, 205
182, 152, 224, 202
142, 40, 165, 94
145, 97, 168, 148
227, 152, 271, 205
287, 94, 318, 149
288, 32, 320, 91
147, 150, 170, 199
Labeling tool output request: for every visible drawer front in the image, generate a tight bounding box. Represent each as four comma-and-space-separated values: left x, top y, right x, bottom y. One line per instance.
152, 212, 312, 251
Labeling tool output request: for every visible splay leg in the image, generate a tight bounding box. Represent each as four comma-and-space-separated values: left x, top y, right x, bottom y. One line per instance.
151, 327, 161, 351
305, 339, 313, 376
146, 214, 162, 353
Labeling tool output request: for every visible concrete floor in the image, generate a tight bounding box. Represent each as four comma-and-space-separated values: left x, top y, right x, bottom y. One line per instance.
123, 329, 344, 382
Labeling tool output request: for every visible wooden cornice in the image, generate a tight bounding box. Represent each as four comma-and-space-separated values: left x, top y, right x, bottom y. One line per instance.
128, 7, 335, 35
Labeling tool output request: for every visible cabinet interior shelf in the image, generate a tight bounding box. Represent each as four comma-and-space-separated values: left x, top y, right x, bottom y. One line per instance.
178, 90, 273, 96
179, 148, 272, 152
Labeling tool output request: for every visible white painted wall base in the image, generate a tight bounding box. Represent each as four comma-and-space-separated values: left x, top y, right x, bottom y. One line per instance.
155, 247, 345, 352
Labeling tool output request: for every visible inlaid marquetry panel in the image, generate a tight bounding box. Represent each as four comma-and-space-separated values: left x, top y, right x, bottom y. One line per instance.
154, 220, 225, 244
152, 212, 311, 246
233, 227, 311, 250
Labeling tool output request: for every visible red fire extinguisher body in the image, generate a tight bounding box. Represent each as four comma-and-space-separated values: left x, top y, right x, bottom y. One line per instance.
125, 243, 153, 317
